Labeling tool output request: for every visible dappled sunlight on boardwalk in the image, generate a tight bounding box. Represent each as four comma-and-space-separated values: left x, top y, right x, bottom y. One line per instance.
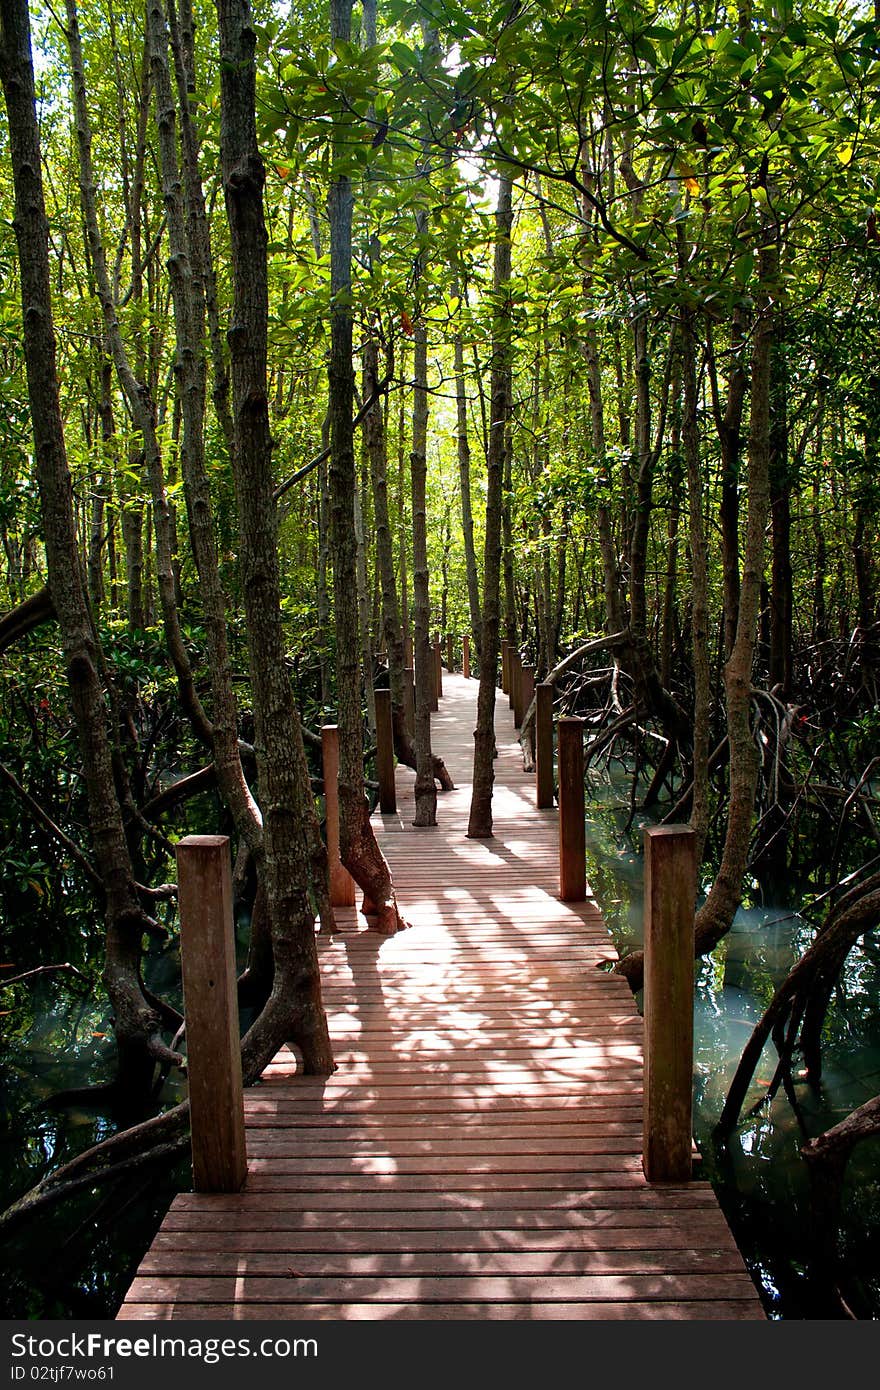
119, 673, 763, 1321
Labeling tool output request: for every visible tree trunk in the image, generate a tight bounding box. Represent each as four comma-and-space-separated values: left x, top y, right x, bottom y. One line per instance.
215, 0, 334, 1070
0, 0, 181, 1088
692, 250, 775, 959
768, 325, 792, 694
454, 308, 482, 658
326, 0, 404, 929
681, 306, 709, 857
708, 306, 749, 658
468, 174, 513, 839
148, 0, 275, 992
616, 247, 777, 991
65, 0, 212, 750
410, 207, 438, 827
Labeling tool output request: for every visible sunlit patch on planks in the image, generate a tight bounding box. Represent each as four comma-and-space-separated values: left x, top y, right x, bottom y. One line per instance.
119, 673, 764, 1321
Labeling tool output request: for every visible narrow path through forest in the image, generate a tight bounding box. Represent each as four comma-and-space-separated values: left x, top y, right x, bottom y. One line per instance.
118, 674, 763, 1320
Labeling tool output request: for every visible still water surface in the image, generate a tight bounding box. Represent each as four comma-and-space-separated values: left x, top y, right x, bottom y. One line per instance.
584, 767, 880, 1320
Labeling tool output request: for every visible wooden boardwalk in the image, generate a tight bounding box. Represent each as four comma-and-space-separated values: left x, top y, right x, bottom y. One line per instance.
119, 673, 763, 1320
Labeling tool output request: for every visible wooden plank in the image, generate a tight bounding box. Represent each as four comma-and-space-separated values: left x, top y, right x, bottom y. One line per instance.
171, 1186, 721, 1212
124, 1272, 762, 1304
138, 1249, 749, 1278
150, 1226, 740, 1255
119, 1301, 764, 1321
160, 1215, 734, 1241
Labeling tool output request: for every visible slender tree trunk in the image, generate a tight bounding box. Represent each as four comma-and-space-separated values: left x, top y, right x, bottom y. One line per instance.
708, 306, 749, 658
768, 324, 792, 693
454, 308, 482, 655
615, 246, 777, 991
584, 326, 625, 635
681, 307, 709, 857
65, 0, 212, 750
365, 335, 453, 790
501, 430, 517, 646
0, 0, 181, 1089
215, 0, 334, 1069
366, 337, 409, 750
148, 0, 281, 994
353, 471, 375, 735
326, 0, 404, 929
692, 246, 777, 959
468, 174, 513, 838
410, 207, 438, 827
166, 0, 235, 464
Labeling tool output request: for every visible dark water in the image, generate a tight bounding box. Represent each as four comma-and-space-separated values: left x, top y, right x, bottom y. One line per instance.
583, 765, 880, 1321
0, 934, 188, 1320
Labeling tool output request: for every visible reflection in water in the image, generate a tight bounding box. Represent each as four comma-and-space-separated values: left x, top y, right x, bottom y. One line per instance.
583, 764, 880, 1320
0, 939, 187, 1318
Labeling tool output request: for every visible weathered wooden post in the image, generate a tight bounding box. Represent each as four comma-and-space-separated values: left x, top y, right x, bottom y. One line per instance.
520, 664, 535, 754
321, 724, 356, 906
535, 681, 554, 808
462, 634, 471, 680
642, 825, 697, 1183
403, 666, 415, 734
434, 634, 443, 700
374, 688, 396, 815
512, 652, 525, 728
558, 717, 586, 901
176, 835, 247, 1193
501, 638, 510, 694
507, 647, 518, 710
446, 633, 454, 671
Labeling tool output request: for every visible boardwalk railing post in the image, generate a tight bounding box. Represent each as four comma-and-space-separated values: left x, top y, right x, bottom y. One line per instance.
374, 688, 396, 814
501, 638, 510, 694
462, 634, 471, 680
512, 652, 525, 728
321, 724, 356, 906
558, 717, 586, 901
509, 648, 520, 712
446, 633, 454, 671
434, 634, 443, 700
520, 664, 535, 754
643, 825, 697, 1183
176, 835, 247, 1194
535, 682, 554, 808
